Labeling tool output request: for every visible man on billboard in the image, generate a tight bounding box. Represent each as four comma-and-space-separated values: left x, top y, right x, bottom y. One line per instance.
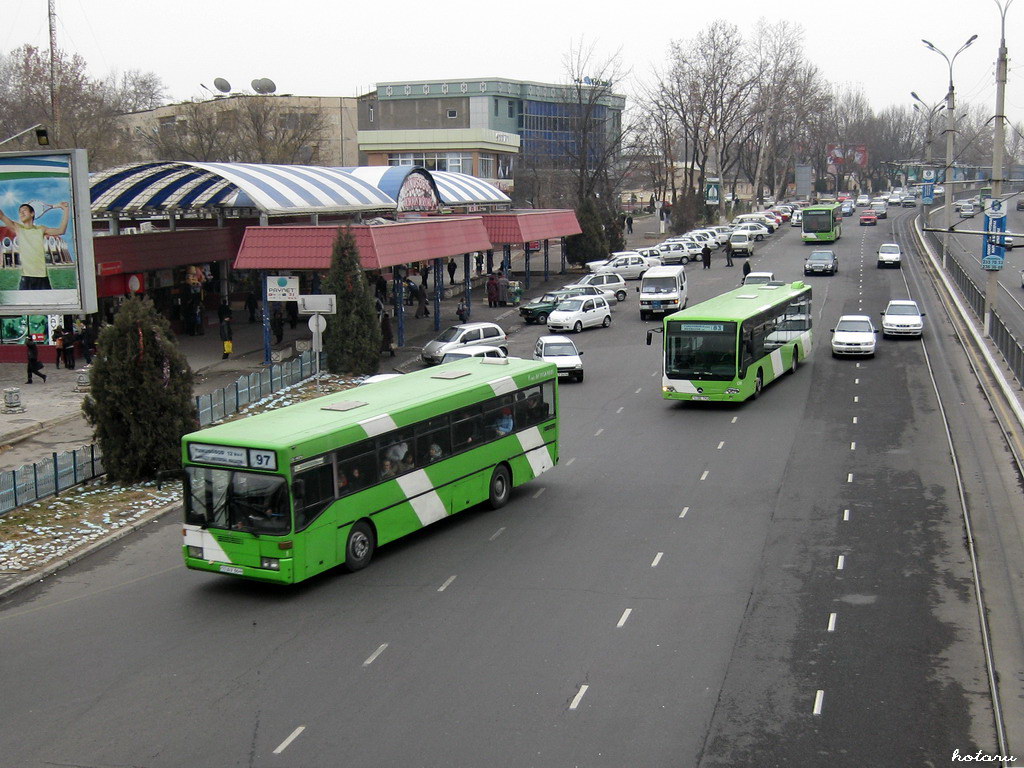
0, 201, 69, 289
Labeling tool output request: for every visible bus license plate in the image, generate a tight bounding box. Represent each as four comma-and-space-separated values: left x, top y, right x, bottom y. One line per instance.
219, 564, 244, 575
692, 395, 710, 401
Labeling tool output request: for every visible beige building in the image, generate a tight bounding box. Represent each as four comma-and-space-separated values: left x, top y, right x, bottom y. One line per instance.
116, 94, 360, 166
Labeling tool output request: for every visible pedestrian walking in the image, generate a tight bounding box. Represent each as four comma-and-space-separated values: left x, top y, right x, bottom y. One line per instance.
724, 241, 734, 267
245, 291, 258, 323
61, 325, 76, 369
742, 260, 752, 279
218, 298, 233, 323
497, 273, 510, 306
456, 298, 468, 323
79, 322, 95, 365
380, 313, 395, 357
701, 245, 712, 270
447, 258, 457, 286
375, 273, 388, 302
486, 273, 499, 308
414, 283, 429, 319
286, 301, 298, 329
475, 253, 484, 275
626, 215, 633, 234
271, 309, 285, 345
220, 316, 233, 359
25, 338, 46, 383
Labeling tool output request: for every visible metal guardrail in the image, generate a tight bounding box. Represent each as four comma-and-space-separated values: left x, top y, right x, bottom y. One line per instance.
0, 350, 323, 517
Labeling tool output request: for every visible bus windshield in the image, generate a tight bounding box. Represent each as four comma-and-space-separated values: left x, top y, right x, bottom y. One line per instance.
665, 321, 738, 380
186, 467, 290, 534
802, 210, 835, 233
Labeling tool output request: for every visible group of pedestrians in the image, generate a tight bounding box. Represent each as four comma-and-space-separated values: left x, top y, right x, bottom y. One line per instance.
701, 242, 735, 269
485, 272, 510, 308
25, 320, 97, 383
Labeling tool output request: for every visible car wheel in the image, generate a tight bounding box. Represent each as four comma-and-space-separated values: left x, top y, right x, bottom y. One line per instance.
487, 464, 511, 509
499, 345, 508, 356
575, 371, 584, 382
343, 521, 375, 572
750, 371, 764, 400
640, 311, 649, 321
574, 321, 583, 333
536, 312, 548, 324
616, 290, 627, 302
756, 234, 764, 241
602, 315, 611, 328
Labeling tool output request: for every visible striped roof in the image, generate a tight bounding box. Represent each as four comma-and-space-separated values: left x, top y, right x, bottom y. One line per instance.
90, 161, 397, 216
431, 171, 510, 205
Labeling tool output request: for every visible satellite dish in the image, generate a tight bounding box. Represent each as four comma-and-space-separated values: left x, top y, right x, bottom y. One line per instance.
252, 78, 277, 94
213, 77, 231, 93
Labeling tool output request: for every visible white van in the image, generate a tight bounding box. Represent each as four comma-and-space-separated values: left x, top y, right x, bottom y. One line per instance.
638, 265, 688, 320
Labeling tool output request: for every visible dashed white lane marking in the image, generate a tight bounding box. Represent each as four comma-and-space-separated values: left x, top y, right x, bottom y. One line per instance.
854, 396, 859, 403
533, 487, 546, 499
851, 441, 856, 450
273, 726, 306, 754
731, 416, 738, 424
700, 470, 709, 481
813, 690, 825, 716
843, 509, 850, 521
827, 613, 837, 632
569, 684, 590, 710
853, 417, 858, 424
565, 457, 576, 466
489, 527, 505, 541
651, 552, 664, 567
847, 473, 854, 483
717, 441, 725, 450
651, 371, 658, 377
438, 575, 456, 592
363, 643, 388, 666
635, 387, 642, 394
617, 608, 632, 628
679, 506, 689, 518
855, 378, 860, 384
595, 428, 604, 437
837, 555, 846, 570
616, 406, 624, 414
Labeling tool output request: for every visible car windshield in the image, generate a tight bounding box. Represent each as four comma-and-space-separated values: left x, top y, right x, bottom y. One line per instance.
836, 319, 873, 333
437, 327, 461, 342
557, 299, 584, 311
665, 320, 738, 380
886, 304, 920, 315
809, 252, 834, 262
643, 277, 678, 293
186, 467, 289, 535
537, 293, 560, 303
441, 352, 473, 361
880, 245, 900, 254
542, 342, 578, 356
745, 276, 770, 284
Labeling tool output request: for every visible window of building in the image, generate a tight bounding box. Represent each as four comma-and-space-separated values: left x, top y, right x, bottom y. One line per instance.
478, 155, 494, 178
494, 98, 499, 117
369, 105, 374, 123
508, 100, 514, 119
447, 109, 457, 119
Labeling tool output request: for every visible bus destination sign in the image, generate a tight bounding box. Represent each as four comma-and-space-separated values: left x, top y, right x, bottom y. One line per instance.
188, 443, 278, 471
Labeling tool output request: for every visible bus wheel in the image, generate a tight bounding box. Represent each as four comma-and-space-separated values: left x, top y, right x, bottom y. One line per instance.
751, 371, 764, 400
790, 352, 799, 375
343, 521, 375, 572
488, 464, 511, 509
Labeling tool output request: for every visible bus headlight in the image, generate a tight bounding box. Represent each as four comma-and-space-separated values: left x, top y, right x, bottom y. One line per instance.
663, 385, 676, 393
187, 545, 203, 559
260, 556, 281, 570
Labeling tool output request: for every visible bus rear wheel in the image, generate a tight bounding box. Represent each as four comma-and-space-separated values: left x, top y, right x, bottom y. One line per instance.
343, 521, 375, 572
488, 464, 511, 509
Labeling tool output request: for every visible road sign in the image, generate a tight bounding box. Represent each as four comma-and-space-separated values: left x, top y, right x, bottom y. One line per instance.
307, 314, 326, 333
922, 169, 936, 181
983, 198, 1007, 220
982, 209, 1007, 269
298, 294, 336, 314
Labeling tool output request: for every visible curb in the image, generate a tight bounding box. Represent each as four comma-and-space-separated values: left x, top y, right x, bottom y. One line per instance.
1, 412, 86, 450
0, 500, 181, 602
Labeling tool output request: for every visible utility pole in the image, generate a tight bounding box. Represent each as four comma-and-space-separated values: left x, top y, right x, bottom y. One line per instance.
48, 0, 59, 145
983, 0, 1012, 337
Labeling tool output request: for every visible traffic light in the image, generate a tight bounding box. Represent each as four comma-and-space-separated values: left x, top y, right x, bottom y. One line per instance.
35, 128, 49, 146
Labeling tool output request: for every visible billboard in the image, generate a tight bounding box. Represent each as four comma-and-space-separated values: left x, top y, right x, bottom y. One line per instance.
0, 149, 97, 315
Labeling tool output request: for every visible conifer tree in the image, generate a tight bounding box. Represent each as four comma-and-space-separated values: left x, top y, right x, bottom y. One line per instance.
321, 227, 381, 374
82, 296, 197, 482
564, 196, 608, 266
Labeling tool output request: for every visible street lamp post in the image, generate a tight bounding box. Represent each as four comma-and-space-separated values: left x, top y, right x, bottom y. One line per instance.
922, 34, 977, 273
910, 92, 944, 165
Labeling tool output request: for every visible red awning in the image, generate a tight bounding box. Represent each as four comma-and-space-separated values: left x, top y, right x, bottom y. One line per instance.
480, 209, 581, 245
233, 218, 493, 271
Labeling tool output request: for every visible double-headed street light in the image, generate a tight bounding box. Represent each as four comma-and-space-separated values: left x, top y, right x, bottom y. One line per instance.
921, 35, 977, 271
910, 92, 944, 164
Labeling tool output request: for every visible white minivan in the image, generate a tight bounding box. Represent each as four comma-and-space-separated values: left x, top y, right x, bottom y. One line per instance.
638, 265, 688, 320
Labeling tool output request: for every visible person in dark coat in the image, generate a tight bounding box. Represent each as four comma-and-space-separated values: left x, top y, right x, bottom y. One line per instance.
724, 241, 734, 267
447, 258, 457, 286
486, 274, 499, 308
220, 316, 233, 359
701, 245, 712, 270
61, 326, 76, 369
380, 313, 395, 357
626, 215, 633, 234
245, 292, 258, 323
742, 260, 752, 279
217, 299, 233, 323
25, 338, 46, 383
286, 301, 298, 329
475, 253, 484, 275
271, 308, 285, 344
497, 273, 510, 306
79, 323, 95, 365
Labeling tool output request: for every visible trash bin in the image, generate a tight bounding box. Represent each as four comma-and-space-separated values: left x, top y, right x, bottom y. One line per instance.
508, 281, 523, 306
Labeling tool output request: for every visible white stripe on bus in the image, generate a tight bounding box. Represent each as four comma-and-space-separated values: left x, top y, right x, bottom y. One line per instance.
396, 470, 448, 526
769, 349, 784, 379
488, 376, 518, 396
183, 524, 231, 564
518, 427, 554, 477
358, 413, 397, 437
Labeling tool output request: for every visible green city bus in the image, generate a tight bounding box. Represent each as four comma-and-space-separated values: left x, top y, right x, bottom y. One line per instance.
181, 357, 559, 584
801, 203, 843, 243
647, 281, 812, 402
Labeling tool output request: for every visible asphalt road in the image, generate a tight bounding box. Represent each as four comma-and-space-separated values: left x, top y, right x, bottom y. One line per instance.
0, 212, 1015, 768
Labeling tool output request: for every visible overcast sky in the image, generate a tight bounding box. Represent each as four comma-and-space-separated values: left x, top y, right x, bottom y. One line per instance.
3, 0, 1020, 122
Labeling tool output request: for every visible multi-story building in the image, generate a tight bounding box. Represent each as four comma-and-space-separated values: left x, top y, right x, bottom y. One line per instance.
357, 78, 625, 201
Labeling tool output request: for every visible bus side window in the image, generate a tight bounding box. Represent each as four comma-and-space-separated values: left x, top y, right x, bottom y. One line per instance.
482, 396, 515, 438
294, 461, 336, 530
451, 405, 482, 451
336, 444, 376, 496
417, 416, 451, 463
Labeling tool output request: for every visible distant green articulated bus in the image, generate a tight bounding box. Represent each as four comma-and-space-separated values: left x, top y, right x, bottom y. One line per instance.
182, 357, 559, 584
648, 281, 813, 402
801, 203, 843, 243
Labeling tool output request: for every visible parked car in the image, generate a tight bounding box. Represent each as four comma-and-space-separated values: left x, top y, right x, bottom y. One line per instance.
804, 250, 838, 275
880, 300, 925, 338
709, 225, 734, 244
859, 211, 878, 226
439, 344, 509, 364
547, 295, 612, 333
831, 315, 878, 357
568, 271, 629, 302
742, 271, 776, 286
587, 251, 660, 279
790, 210, 803, 226
421, 322, 507, 364
734, 222, 770, 241
534, 335, 584, 382
729, 231, 755, 257
561, 283, 620, 306
657, 240, 702, 264
877, 243, 902, 269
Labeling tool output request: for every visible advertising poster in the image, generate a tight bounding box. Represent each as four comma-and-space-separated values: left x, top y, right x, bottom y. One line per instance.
0, 149, 97, 315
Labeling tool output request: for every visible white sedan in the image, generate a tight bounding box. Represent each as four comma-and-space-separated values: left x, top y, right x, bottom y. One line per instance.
547, 296, 612, 333
831, 315, 878, 357
733, 222, 771, 241
586, 252, 660, 279
880, 300, 925, 337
